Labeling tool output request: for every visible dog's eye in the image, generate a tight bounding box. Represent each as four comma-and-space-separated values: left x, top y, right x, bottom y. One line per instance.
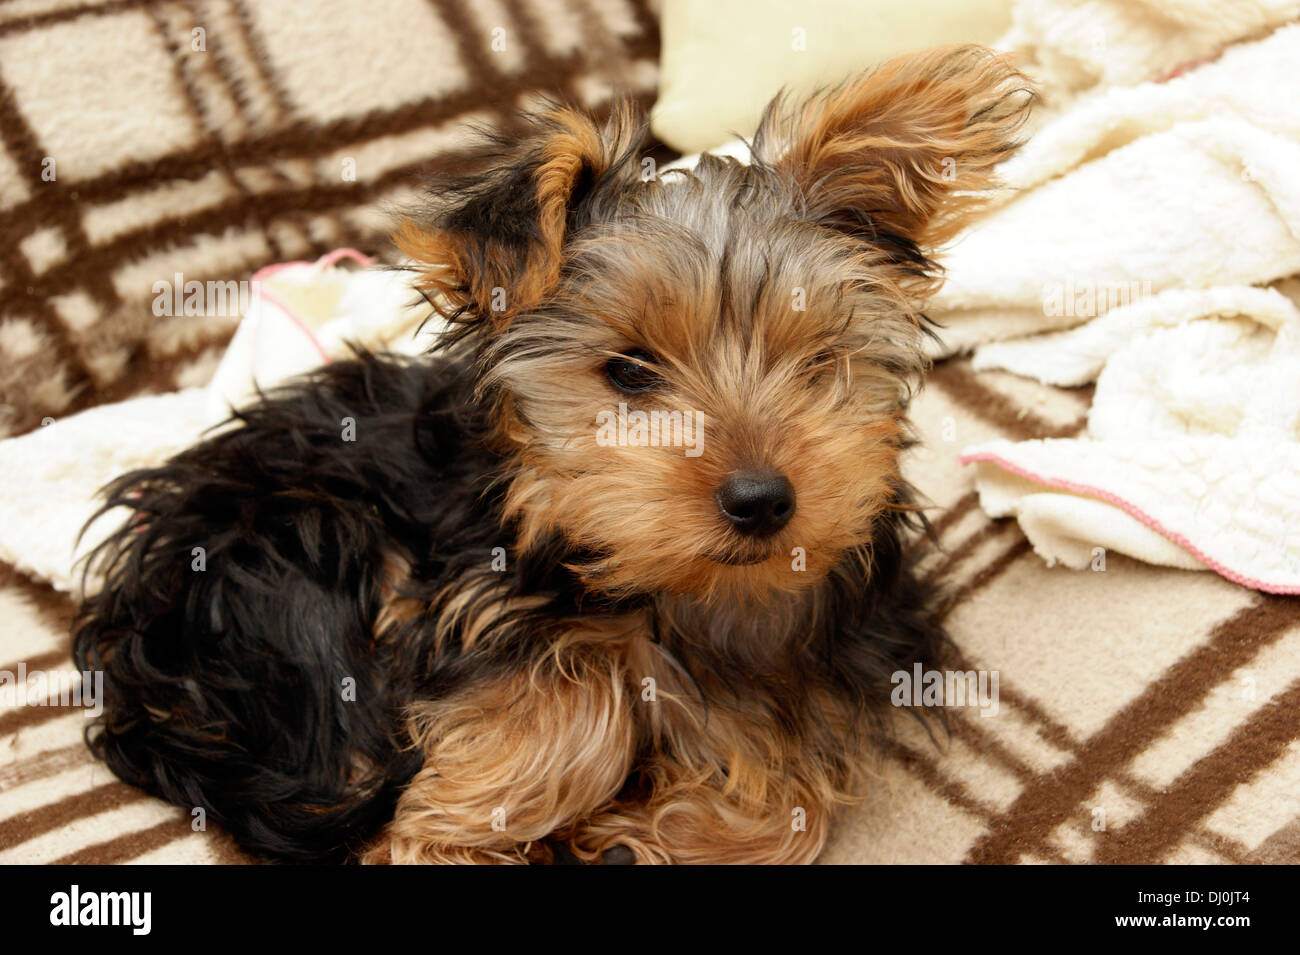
605, 352, 661, 393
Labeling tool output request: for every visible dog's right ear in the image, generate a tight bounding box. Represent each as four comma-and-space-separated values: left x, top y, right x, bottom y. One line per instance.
398, 102, 645, 326
755, 45, 1033, 295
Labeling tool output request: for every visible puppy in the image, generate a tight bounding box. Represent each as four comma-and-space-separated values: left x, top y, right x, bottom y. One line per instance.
73, 45, 1032, 864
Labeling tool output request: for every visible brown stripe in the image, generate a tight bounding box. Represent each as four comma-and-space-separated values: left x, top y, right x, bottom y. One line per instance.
922, 518, 1016, 589
0, 0, 145, 40
223, 0, 302, 260
887, 739, 996, 821
1096, 676, 1300, 863
185, 0, 258, 131
886, 739, 1069, 864
915, 649, 1082, 823
0, 647, 72, 677
0, 53, 108, 311
0, 697, 82, 737
935, 534, 1032, 622
145, 3, 209, 129
944, 642, 1081, 756
53, 815, 185, 865
926, 490, 979, 541
179, 0, 315, 255
0, 559, 76, 634
497, 0, 557, 78
928, 358, 1087, 441
947, 706, 1036, 783
987, 687, 1079, 756
1249, 815, 1300, 864
0, 780, 142, 851
145, 2, 286, 262
904, 490, 980, 564
431, 0, 515, 91
0, 81, 94, 389
1185, 827, 1251, 865
0, 743, 89, 791
965, 596, 1299, 864
228, 0, 294, 119
1103, 767, 1251, 863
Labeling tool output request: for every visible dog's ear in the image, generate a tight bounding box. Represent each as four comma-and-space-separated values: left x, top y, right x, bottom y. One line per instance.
398, 101, 646, 325
756, 45, 1033, 277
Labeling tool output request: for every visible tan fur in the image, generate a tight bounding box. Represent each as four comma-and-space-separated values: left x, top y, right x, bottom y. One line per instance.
373, 550, 425, 641
562, 627, 863, 864
396, 101, 645, 323
365, 607, 869, 864
487, 208, 917, 602
372, 46, 1032, 864
363, 620, 639, 865
757, 44, 1033, 297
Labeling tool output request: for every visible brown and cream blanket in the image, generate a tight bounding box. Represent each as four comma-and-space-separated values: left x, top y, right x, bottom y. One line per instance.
1, 0, 1297, 865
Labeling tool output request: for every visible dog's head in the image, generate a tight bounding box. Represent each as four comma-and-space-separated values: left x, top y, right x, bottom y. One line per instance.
400, 45, 1032, 602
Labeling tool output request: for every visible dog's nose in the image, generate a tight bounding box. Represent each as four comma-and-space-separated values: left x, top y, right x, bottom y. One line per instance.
716, 471, 795, 537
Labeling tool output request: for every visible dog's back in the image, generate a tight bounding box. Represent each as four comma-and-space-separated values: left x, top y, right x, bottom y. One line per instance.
72, 352, 490, 861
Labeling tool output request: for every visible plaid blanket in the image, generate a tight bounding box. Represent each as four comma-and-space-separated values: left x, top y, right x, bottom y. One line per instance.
0, 0, 662, 436
1, 0, 1297, 865
824, 362, 1300, 865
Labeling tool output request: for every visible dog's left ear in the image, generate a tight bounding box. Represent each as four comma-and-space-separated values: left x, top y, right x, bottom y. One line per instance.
398, 102, 645, 325
757, 45, 1033, 277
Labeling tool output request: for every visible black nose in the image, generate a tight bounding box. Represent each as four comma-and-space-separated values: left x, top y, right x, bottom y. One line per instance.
716, 471, 795, 537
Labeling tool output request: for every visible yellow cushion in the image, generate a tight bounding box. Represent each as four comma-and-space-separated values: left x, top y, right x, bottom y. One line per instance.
651, 0, 1014, 154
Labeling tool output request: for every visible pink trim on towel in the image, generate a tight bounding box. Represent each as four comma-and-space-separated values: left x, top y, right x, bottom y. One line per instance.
251, 247, 374, 283
1158, 49, 1225, 82
247, 249, 376, 366
317, 247, 375, 270
958, 451, 1300, 595
254, 287, 332, 365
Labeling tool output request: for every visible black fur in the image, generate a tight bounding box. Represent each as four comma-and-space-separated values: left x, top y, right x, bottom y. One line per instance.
72, 350, 944, 862
70, 81, 971, 861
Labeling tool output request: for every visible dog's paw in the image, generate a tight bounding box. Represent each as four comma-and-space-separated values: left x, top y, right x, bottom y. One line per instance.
546, 839, 636, 865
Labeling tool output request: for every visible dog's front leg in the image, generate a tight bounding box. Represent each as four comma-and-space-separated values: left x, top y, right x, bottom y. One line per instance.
361, 654, 636, 864
564, 697, 846, 866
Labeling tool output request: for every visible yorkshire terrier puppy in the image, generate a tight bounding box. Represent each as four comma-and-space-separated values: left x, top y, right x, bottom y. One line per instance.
73, 45, 1031, 864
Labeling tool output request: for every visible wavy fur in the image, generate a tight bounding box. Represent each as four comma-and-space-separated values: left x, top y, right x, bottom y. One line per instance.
73, 46, 1031, 863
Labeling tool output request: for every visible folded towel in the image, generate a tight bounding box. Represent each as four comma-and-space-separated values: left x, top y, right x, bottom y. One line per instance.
962, 301, 1300, 588
930, 24, 1300, 355
943, 10, 1300, 592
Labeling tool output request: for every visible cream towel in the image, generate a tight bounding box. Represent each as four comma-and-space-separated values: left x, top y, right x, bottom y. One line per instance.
945, 7, 1300, 592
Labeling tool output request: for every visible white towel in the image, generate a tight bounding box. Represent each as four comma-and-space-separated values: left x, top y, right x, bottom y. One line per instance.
943, 8, 1300, 593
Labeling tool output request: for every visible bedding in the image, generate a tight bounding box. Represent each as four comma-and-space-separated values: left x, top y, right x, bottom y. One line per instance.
0, 0, 1296, 866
